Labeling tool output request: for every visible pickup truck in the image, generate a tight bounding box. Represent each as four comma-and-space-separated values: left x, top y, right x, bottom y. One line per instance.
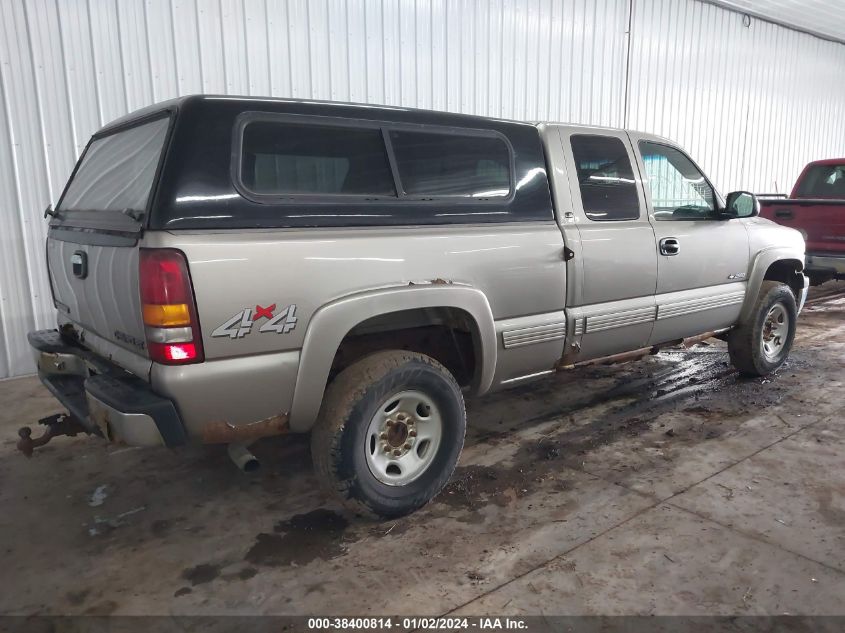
760, 158, 845, 285
25, 95, 808, 518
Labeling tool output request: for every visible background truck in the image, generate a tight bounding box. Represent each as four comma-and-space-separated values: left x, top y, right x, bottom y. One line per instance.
26, 96, 808, 518
760, 159, 845, 285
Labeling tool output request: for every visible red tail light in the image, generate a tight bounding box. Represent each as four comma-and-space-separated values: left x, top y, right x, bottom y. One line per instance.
139, 248, 204, 365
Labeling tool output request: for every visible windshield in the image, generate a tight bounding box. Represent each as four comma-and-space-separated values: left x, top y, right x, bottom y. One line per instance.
58, 116, 170, 216
794, 164, 845, 199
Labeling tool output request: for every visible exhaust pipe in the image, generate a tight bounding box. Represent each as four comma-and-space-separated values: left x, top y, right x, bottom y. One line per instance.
227, 443, 260, 472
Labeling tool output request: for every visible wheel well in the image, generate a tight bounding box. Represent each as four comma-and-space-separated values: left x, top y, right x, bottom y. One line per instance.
330, 307, 479, 389
763, 259, 804, 299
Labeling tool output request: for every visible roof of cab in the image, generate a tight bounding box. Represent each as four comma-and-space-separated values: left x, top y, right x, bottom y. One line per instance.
803, 157, 845, 166
536, 121, 671, 145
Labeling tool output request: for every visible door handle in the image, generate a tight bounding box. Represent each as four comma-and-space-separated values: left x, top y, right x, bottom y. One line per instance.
774, 208, 793, 219
659, 237, 680, 256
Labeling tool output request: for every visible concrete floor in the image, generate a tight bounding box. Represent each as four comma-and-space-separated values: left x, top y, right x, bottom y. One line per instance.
1, 283, 843, 617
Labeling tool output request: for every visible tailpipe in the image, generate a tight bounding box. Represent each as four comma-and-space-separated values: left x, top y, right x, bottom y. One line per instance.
227, 443, 260, 472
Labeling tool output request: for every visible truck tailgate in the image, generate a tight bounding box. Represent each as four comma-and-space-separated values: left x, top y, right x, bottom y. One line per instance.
48, 236, 149, 360
760, 199, 845, 254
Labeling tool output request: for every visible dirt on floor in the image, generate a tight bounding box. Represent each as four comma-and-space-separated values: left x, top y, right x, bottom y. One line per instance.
0, 282, 843, 617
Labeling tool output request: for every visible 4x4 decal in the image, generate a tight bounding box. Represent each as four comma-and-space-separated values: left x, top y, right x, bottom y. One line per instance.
211, 304, 297, 339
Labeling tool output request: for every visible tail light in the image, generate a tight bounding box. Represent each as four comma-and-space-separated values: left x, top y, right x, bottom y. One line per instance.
139, 248, 204, 364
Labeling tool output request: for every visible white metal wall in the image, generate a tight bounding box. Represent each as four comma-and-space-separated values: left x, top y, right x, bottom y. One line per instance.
1, 0, 844, 378
627, 0, 845, 196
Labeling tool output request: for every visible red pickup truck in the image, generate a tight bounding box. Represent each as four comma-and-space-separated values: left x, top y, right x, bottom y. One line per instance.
760, 159, 845, 285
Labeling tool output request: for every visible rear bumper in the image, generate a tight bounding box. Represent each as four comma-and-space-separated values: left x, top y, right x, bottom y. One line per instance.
805, 253, 845, 276
28, 330, 187, 447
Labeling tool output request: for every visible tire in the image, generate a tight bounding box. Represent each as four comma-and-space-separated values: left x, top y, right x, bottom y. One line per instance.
311, 350, 466, 518
728, 281, 797, 377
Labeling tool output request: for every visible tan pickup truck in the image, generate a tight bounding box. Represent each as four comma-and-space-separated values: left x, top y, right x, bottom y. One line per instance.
26, 95, 808, 517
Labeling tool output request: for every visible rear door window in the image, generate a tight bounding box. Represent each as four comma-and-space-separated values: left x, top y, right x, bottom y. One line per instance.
570, 135, 640, 221
388, 130, 512, 199
239, 120, 396, 197
58, 116, 170, 215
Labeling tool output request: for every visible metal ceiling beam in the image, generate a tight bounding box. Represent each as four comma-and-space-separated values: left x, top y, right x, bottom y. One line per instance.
702, 0, 845, 46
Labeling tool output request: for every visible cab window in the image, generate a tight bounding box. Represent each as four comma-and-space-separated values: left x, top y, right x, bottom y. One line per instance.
639, 142, 716, 220
570, 135, 640, 221
794, 164, 845, 198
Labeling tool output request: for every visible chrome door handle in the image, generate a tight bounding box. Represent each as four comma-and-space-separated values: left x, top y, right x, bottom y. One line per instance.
659, 237, 680, 256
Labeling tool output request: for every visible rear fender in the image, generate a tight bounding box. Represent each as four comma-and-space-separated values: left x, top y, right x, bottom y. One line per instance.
289, 284, 496, 432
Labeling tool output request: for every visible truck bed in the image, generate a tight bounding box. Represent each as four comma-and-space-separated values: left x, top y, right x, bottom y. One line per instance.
760, 197, 845, 282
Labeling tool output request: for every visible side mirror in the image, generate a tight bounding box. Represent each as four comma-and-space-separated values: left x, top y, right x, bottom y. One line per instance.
723, 191, 760, 219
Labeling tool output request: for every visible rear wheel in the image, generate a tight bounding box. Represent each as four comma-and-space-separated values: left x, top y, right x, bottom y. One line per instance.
728, 281, 797, 376
311, 350, 466, 518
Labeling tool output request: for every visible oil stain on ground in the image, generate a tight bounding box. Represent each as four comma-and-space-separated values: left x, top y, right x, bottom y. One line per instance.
181, 563, 220, 586
245, 508, 349, 567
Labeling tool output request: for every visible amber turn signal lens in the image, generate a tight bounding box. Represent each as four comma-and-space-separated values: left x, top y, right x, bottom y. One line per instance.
142, 303, 191, 327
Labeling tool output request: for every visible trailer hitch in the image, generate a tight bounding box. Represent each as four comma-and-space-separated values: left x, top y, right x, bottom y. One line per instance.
17, 413, 87, 457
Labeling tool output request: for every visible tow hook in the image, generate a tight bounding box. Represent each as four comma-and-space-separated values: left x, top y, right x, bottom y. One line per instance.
17, 413, 87, 457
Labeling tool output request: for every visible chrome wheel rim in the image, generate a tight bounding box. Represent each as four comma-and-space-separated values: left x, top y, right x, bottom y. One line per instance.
761, 302, 789, 361
365, 390, 443, 486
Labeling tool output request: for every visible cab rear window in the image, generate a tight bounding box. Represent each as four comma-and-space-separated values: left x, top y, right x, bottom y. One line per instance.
794, 164, 845, 198
58, 116, 170, 215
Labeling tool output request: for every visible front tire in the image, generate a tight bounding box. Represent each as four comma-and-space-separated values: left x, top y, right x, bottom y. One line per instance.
311, 350, 466, 518
728, 281, 797, 376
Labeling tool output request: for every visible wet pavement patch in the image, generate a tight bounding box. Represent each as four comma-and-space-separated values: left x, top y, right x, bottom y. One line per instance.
244, 508, 349, 567
440, 465, 506, 511
370, 518, 413, 538
181, 563, 220, 586
66, 589, 89, 606
237, 566, 258, 580
438, 342, 802, 517
150, 519, 171, 537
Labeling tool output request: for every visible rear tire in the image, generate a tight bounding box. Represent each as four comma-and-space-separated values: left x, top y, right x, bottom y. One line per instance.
311, 350, 466, 519
728, 281, 797, 377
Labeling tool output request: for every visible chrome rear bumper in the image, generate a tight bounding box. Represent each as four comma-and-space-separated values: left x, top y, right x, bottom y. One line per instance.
806, 253, 845, 276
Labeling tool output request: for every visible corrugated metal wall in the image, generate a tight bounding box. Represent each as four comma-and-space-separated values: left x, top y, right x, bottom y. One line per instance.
1, 0, 844, 378
627, 0, 845, 196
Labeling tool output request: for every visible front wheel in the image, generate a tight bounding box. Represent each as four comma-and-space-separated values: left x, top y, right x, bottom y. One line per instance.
728, 281, 797, 376
311, 350, 466, 518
